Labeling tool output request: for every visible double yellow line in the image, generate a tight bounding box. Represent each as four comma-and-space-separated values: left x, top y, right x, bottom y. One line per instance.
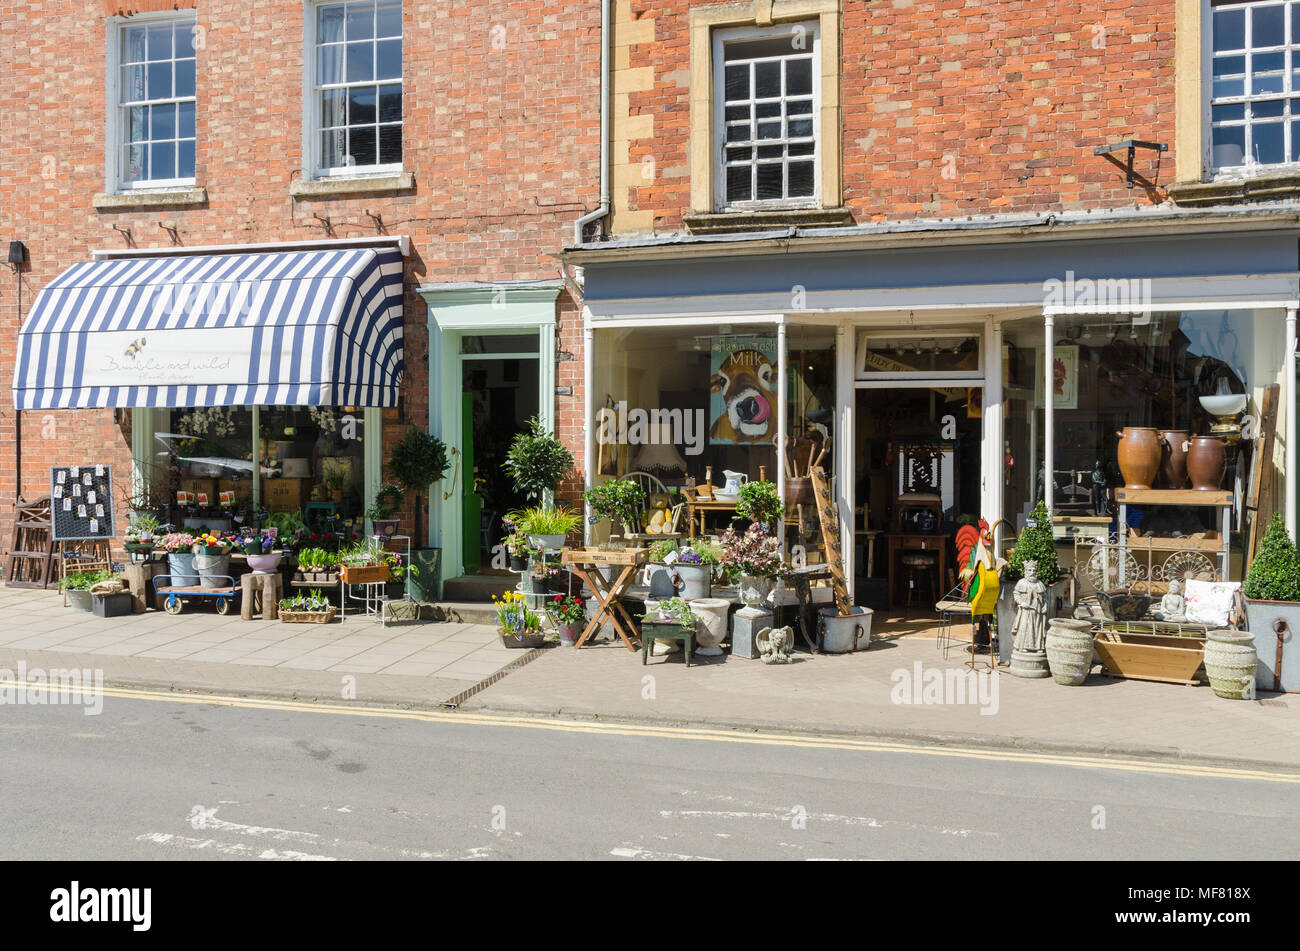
41, 682, 1300, 784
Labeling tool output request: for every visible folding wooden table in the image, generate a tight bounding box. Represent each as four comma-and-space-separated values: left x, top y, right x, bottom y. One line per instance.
562, 547, 647, 651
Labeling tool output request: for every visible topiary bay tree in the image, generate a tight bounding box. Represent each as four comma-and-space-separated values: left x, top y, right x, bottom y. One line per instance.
1006, 500, 1059, 585
1244, 514, 1300, 602
505, 417, 574, 503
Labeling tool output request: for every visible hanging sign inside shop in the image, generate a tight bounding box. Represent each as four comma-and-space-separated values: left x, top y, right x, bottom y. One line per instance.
709, 335, 778, 446
81, 328, 256, 389
49, 465, 115, 541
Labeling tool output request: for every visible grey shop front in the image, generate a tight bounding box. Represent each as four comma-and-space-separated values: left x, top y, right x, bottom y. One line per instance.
568, 210, 1300, 606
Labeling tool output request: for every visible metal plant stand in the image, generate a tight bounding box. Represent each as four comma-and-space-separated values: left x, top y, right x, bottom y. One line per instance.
340, 534, 415, 627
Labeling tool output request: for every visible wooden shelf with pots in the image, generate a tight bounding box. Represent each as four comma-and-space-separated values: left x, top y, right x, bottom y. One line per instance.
1114, 489, 1233, 507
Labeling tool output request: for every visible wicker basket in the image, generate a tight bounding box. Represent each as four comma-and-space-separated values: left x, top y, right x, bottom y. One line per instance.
280, 607, 338, 624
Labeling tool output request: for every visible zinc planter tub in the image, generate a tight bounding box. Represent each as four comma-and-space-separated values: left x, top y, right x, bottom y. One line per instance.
168, 552, 199, 587
194, 553, 231, 589
1204, 629, 1259, 700
1045, 618, 1095, 685
1243, 597, 1300, 693
66, 589, 93, 612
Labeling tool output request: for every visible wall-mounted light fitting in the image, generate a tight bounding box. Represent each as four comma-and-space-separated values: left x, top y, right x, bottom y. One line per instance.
7, 240, 27, 271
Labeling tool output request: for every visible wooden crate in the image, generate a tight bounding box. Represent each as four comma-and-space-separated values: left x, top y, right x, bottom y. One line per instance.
1093, 630, 1206, 686
341, 564, 389, 585
563, 547, 647, 566
263, 478, 314, 511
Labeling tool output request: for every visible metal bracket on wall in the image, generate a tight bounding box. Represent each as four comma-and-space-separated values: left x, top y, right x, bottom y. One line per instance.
1094, 139, 1167, 189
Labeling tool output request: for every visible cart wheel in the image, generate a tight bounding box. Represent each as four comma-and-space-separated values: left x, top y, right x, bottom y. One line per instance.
164, 595, 182, 615
215, 597, 231, 616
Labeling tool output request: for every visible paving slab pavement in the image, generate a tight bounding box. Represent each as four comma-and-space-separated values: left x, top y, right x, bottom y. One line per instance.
460, 627, 1300, 769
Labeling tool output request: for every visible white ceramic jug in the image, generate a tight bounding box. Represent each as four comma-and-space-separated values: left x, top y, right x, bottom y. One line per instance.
722, 470, 748, 494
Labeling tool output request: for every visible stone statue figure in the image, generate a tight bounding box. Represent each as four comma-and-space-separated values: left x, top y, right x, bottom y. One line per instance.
756, 626, 794, 665
1156, 579, 1187, 622
1011, 560, 1048, 653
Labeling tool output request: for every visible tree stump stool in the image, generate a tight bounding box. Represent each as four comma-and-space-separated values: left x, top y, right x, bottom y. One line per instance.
240, 571, 283, 621
119, 562, 164, 613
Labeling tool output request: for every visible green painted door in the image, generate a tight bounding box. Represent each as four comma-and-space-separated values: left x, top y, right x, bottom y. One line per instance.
461, 393, 482, 574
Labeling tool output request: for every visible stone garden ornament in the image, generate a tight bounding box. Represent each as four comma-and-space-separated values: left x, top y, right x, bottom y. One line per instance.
1009, 559, 1050, 678
1154, 578, 1188, 622
756, 625, 794, 664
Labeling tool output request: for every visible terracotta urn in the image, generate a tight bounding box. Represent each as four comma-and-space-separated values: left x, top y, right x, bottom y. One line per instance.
1186, 436, 1227, 491
1115, 427, 1161, 489
1158, 429, 1189, 489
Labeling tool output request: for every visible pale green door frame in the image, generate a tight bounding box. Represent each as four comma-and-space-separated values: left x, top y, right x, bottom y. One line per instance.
418, 281, 562, 582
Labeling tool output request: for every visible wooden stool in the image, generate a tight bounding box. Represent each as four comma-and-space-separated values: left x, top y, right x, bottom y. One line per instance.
901, 552, 938, 610
640, 619, 694, 667
119, 561, 164, 613
240, 571, 283, 620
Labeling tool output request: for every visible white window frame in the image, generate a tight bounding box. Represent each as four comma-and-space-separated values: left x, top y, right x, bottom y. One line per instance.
105, 11, 198, 193
303, 0, 404, 181
712, 21, 821, 212
1207, 0, 1300, 174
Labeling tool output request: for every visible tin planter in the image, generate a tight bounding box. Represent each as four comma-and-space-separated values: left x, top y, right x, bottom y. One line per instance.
66, 589, 93, 612
194, 553, 230, 589
499, 628, 547, 649
1243, 597, 1300, 693
168, 552, 199, 587
92, 592, 134, 618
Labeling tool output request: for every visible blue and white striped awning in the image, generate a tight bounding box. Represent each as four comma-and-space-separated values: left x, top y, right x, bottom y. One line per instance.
12, 246, 404, 410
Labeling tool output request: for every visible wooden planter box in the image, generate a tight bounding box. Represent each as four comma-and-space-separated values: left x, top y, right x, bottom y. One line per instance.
341, 564, 389, 585
1094, 630, 1206, 686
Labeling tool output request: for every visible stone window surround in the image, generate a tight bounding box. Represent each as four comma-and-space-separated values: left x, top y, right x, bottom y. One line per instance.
1172, 0, 1300, 200
689, 0, 842, 215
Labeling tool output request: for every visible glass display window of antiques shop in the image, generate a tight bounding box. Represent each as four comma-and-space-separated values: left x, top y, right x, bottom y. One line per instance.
588, 323, 837, 549
146, 405, 367, 536
1001, 310, 1286, 593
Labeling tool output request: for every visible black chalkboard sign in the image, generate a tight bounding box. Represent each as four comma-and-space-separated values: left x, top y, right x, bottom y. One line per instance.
49, 465, 115, 541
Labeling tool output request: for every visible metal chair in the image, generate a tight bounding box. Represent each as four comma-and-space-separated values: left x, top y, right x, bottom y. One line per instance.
934, 582, 972, 658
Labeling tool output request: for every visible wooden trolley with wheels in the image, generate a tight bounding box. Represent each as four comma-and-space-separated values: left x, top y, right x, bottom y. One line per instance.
150, 574, 240, 615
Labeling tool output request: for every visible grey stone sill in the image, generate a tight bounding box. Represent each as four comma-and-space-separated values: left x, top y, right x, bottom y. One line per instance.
290, 172, 415, 199
1167, 171, 1300, 206
93, 186, 207, 210
684, 206, 854, 234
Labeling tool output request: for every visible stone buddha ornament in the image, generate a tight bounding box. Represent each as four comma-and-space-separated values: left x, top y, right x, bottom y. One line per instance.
1155, 578, 1187, 622
1009, 559, 1050, 678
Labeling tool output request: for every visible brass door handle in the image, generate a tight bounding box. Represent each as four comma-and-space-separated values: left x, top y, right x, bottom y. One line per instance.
441, 447, 462, 501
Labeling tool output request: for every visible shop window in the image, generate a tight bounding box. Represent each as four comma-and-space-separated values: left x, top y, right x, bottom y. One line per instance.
110, 14, 198, 190
714, 22, 820, 209
309, 0, 403, 178
1210, 0, 1300, 171
1000, 311, 1285, 546
591, 325, 781, 541
153, 405, 366, 534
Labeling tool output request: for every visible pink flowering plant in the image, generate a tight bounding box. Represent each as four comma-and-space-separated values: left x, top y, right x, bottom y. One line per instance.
159, 532, 196, 553
718, 524, 786, 580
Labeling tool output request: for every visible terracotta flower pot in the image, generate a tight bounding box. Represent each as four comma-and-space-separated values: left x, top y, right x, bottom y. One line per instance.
1186, 436, 1226, 491
1158, 429, 1189, 489
1116, 427, 1161, 489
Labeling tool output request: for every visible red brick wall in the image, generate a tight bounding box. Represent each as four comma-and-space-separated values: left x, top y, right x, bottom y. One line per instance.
0, 1, 601, 553
623, 0, 1175, 230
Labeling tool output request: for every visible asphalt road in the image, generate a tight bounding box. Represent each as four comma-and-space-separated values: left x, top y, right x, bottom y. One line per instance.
1, 690, 1296, 861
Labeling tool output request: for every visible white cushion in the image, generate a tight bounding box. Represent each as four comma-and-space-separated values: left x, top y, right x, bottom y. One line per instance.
1184, 579, 1240, 628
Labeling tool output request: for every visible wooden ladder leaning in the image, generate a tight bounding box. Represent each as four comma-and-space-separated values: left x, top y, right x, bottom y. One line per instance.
5, 496, 56, 589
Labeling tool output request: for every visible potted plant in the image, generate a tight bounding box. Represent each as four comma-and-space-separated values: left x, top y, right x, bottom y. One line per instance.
736, 480, 784, 530
279, 588, 337, 625
493, 590, 546, 648
323, 467, 347, 503
502, 532, 532, 571
367, 483, 404, 537
386, 426, 451, 601
237, 529, 281, 573
719, 523, 786, 607
545, 593, 587, 646
124, 512, 159, 562
193, 533, 232, 589
505, 416, 574, 503
61, 570, 114, 612
583, 478, 647, 537
160, 532, 198, 586
338, 538, 391, 586
1242, 513, 1300, 693
511, 504, 582, 550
